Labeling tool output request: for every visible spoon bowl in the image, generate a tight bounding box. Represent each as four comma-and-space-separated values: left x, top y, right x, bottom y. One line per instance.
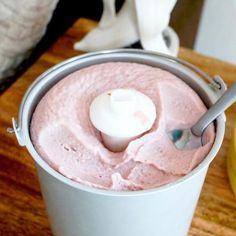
169, 128, 203, 150
170, 82, 236, 150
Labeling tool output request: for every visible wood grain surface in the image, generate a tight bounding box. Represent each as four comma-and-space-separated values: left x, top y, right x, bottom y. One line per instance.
0, 18, 236, 236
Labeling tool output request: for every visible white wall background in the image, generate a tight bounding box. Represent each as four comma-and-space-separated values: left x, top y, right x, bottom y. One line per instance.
194, 0, 236, 64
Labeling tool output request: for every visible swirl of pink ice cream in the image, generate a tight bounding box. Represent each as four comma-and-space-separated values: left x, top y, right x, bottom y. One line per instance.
30, 62, 215, 191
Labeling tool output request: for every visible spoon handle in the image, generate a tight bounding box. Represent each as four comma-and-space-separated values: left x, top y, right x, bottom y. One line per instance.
192, 82, 236, 137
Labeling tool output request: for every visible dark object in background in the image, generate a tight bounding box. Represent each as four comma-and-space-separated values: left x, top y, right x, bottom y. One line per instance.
0, 0, 203, 94
170, 0, 204, 49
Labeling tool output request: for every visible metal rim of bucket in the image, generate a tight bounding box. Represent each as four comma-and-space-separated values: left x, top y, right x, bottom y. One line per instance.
11, 49, 226, 196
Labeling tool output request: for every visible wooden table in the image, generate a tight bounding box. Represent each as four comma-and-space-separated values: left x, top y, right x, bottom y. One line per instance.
0, 18, 236, 236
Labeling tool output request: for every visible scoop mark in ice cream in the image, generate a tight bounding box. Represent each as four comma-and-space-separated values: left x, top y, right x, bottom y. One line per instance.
30, 62, 215, 191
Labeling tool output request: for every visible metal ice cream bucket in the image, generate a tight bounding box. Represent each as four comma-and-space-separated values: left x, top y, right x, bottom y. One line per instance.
10, 49, 226, 236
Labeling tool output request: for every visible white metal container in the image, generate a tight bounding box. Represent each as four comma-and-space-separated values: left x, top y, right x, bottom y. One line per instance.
10, 49, 226, 236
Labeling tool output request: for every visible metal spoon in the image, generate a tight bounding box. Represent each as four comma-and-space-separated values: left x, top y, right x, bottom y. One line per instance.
170, 82, 236, 150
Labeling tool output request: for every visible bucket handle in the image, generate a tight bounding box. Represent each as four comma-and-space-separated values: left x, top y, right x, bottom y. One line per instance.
7, 118, 25, 146
211, 75, 227, 97
7, 75, 227, 147
6, 49, 228, 146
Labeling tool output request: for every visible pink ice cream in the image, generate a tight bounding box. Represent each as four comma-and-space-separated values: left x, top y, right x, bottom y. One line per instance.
30, 62, 215, 191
